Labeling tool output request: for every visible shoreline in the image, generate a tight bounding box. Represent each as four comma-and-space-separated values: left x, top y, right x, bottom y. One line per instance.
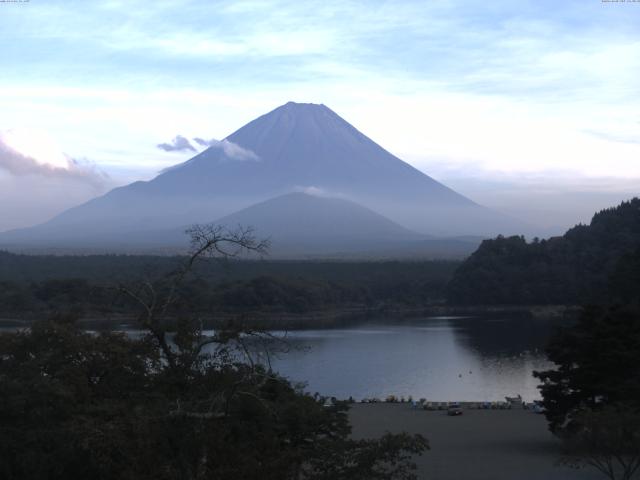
0, 304, 579, 331
349, 403, 599, 480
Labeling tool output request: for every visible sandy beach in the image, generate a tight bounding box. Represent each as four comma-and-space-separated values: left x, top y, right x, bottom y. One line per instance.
349, 404, 601, 480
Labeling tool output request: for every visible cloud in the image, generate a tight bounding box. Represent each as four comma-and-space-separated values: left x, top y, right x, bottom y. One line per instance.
157, 135, 258, 162
0, 140, 54, 176
193, 137, 214, 147
195, 137, 259, 161
294, 185, 329, 197
0, 135, 109, 188
293, 185, 349, 200
0, 131, 111, 232
2, 0, 639, 187
158, 137, 260, 174
218, 139, 259, 161
156, 135, 197, 152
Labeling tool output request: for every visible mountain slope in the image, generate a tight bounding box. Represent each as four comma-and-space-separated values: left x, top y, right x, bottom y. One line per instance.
178, 192, 478, 258
0, 102, 524, 249
209, 192, 424, 255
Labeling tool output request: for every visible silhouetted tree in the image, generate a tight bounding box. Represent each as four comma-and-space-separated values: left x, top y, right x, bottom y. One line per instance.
560, 406, 640, 480
534, 306, 640, 432
534, 303, 640, 480
0, 224, 428, 480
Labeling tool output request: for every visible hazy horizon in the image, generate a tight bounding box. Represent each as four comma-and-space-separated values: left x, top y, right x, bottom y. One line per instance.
1, 1, 639, 235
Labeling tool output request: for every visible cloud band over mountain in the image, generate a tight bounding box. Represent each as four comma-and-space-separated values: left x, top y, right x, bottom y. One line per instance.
159, 135, 259, 161
0, 135, 109, 187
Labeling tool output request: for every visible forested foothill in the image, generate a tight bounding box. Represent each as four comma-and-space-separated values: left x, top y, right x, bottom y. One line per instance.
446, 198, 640, 306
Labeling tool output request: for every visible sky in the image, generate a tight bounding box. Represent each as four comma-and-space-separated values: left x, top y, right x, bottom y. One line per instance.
0, 0, 639, 233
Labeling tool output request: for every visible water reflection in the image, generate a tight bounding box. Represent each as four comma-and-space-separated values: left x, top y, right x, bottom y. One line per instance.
261, 316, 557, 402
0, 316, 557, 402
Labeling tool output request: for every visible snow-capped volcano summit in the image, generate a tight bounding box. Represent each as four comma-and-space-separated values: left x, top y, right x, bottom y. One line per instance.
0, 102, 522, 251
162, 102, 470, 205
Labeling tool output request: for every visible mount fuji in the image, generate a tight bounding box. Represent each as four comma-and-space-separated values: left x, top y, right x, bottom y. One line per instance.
0, 102, 523, 254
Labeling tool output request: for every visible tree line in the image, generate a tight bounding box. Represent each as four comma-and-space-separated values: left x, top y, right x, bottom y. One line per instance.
447, 198, 640, 305
0, 255, 457, 318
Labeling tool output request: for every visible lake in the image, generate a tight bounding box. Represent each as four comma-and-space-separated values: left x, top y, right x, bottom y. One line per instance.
252, 315, 558, 402
0, 314, 559, 403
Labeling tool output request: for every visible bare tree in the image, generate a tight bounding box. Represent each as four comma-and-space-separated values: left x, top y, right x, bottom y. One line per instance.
119, 224, 269, 369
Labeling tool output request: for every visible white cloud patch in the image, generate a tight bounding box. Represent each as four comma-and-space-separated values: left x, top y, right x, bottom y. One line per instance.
197, 138, 259, 161
158, 137, 260, 175
0, 131, 109, 188
293, 185, 348, 199
158, 136, 259, 162
294, 186, 329, 197
0, 129, 111, 232
192, 137, 212, 147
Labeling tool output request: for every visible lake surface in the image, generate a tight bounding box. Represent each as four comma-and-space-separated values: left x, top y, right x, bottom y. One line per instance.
254, 316, 558, 402
0, 314, 560, 403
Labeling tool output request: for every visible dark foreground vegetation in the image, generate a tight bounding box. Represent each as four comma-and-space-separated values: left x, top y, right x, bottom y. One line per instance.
532, 243, 640, 479
0, 226, 428, 480
447, 198, 640, 306
0, 316, 428, 480
2, 199, 640, 479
